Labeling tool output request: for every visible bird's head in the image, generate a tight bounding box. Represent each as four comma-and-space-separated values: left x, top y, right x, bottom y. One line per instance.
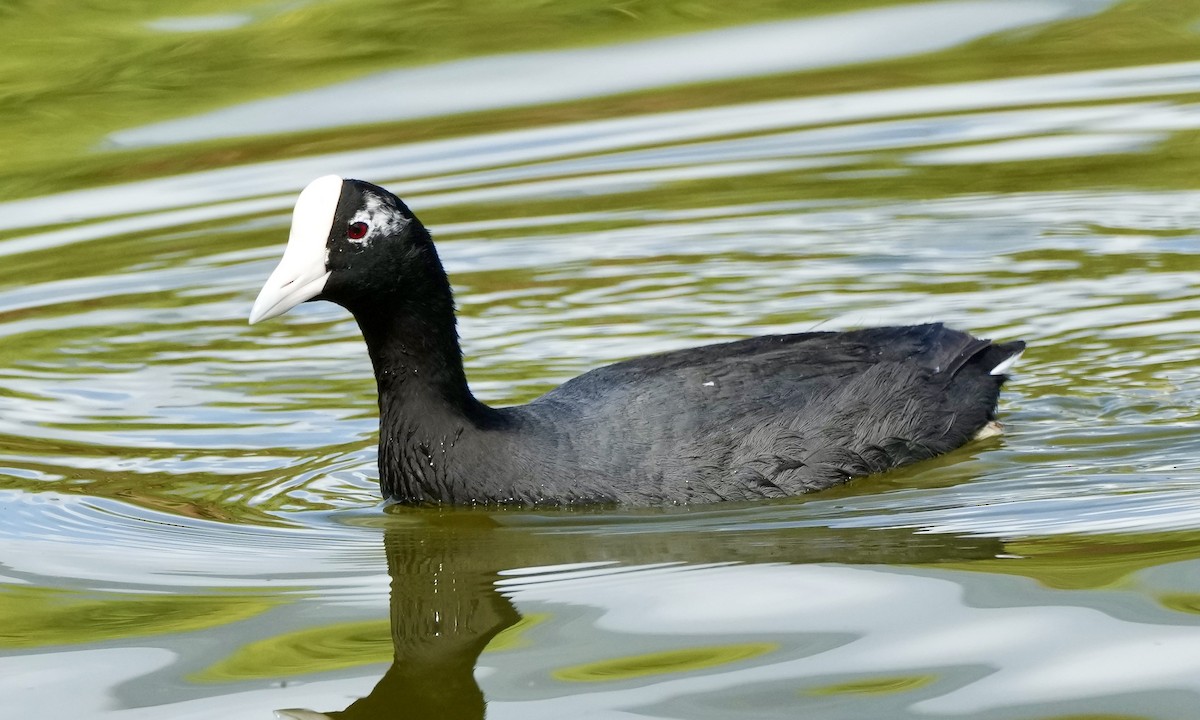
249, 175, 435, 324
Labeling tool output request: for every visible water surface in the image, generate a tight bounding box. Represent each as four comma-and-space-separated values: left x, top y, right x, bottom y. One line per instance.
2, 2, 1200, 718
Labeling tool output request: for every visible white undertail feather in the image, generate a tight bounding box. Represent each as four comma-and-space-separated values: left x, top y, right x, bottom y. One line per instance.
989, 349, 1023, 376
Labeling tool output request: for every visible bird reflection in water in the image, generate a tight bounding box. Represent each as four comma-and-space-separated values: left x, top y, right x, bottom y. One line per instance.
277, 509, 1003, 719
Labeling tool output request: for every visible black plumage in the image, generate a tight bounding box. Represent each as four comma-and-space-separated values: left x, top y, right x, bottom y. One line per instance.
255, 178, 1024, 507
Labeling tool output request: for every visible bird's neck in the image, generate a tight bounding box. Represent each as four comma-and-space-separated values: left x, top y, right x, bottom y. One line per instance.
349, 241, 479, 413
349, 272, 496, 503
357, 305, 474, 411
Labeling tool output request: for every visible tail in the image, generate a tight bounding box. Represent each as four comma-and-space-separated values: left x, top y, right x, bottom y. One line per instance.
975, 340, 1026, 377
951, 337, 1025, 435
937, 330, 1025, 381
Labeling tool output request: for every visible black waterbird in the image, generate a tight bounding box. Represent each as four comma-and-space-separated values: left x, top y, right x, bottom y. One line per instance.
250, 176, 1024, 506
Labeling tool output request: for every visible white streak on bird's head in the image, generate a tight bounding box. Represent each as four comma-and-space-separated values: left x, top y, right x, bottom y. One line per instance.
347, 191, 409, 246
248, 174, 342, 324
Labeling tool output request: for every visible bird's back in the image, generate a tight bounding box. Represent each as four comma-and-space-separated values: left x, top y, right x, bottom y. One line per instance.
510, 324, 1022, 503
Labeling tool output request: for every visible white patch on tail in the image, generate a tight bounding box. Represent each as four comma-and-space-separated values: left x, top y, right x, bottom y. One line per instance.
989, 349, 1023, 376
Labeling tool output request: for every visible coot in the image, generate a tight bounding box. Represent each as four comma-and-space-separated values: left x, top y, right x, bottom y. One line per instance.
250, 175, 1024, 506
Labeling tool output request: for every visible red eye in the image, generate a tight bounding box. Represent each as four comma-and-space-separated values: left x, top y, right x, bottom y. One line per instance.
347, 222, 368, 240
